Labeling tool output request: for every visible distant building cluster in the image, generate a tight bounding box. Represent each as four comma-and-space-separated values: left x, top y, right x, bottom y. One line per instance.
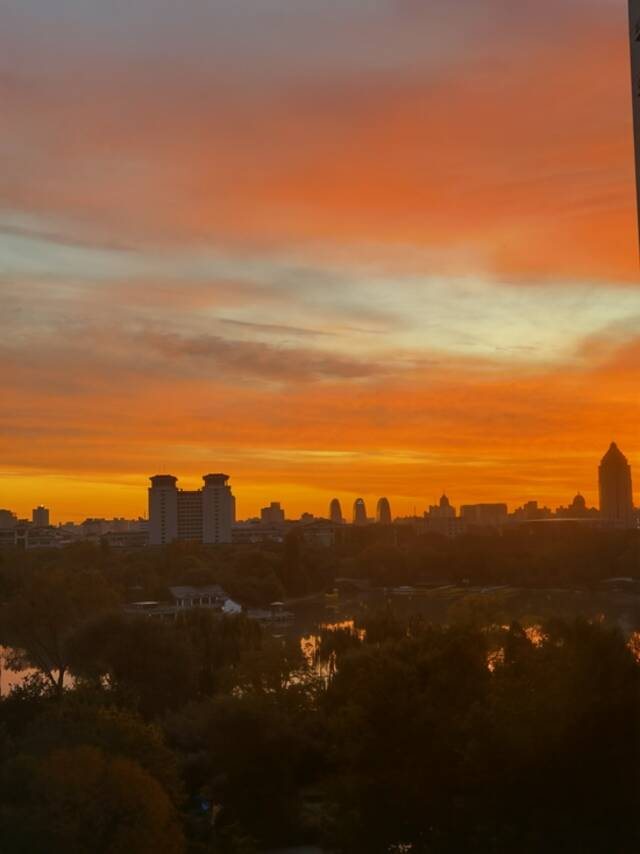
0, 505, 148, 550
1, 443, 638, 550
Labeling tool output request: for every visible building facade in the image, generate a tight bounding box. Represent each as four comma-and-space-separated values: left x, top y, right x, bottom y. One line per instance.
329, 498, 343, 524
261, 502, 286, 524
424, 494, 464, 537
598, 443, 635, 528
460, 503, 509, 529
149, 473, 235, 545
353, 498, 368, 526
32, 505, 50, 527
376, 497, 392, 525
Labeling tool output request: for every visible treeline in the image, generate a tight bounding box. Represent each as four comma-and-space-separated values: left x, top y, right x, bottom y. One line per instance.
0, 560, 639, 852
1, 525, 639, 610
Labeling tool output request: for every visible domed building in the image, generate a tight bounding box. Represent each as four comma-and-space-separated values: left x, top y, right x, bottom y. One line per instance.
429, 494, 456, 519
598, 442, 634, 528
569, 493, 587, 517
376, 497, 392, 525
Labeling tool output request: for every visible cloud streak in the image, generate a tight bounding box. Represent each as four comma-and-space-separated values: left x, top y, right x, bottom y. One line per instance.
1, 0, 639, 519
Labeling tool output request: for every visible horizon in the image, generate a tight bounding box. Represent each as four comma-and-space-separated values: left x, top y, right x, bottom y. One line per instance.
2, 0, 640, 526
4, 439, 636, 524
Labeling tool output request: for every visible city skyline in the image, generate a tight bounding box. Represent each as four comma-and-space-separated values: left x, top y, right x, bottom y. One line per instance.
2, 0, 639, 523
3, 442, 637, 526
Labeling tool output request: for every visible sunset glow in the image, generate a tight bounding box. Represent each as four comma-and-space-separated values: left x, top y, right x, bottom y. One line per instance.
2, 0, 639, 521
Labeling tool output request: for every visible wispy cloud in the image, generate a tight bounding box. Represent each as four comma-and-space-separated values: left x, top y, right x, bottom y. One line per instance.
1, 0, 639, 519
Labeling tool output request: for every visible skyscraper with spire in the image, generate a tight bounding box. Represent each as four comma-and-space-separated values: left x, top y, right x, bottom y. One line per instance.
598, 443, 634, 528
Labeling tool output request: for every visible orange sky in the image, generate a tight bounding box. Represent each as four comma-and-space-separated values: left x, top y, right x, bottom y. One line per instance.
1, 0, 639, 522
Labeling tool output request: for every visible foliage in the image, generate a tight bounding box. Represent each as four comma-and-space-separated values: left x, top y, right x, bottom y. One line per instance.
1, 537, 640, 850
0, 567, 117, 694
0, 746, 185, 854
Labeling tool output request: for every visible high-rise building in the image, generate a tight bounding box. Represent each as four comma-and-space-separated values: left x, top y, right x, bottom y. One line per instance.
376, 497, 392, 525
428, 494, 456, 520
329, 499, 343, 524
176, 490, 204, 542
353, 498, 367, 526
32, 506, 50, 527
261, 502, 286, 524
149, 475, 179, 545
599, 442, 634, 528
149, 473, 235, 545
424, 494, 464, 537
202, 474, 235, 544
629, 0, 640, 244
0, 509, 18, 529
460, 503, 508, 528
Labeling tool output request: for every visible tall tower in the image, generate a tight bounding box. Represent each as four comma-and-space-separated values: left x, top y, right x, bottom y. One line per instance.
149, 475, 179, 545
202, 473, 234, 544
630, 1, 640, 246
353, 498, 367, 526
329, 498, 343, 524
599, 443, 634, 528
376, 497, 392, 525
32, 506, 50, 527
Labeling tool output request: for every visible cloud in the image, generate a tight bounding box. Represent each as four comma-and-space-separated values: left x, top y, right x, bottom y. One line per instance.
139, 331, 380, 382
2, 328, 639, 520
1, 1, 636, 279
217, 318, 334, 338
1, 0, 639, 519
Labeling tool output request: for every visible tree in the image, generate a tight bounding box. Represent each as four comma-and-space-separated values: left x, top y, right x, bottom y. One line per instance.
68, 614, 197, 718
0, 746, 185, 854
17, 702, 183, 806
0, 568, 117, 696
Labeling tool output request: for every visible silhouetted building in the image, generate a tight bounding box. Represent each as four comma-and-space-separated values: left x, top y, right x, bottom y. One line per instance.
149, 473, 235, 545
329, 498, 343, 524
424, 494, 464, 537
297, 518, 339, 548
599, 442, 634, 528
261, 502, 285, 524
376, 497, 392, 525
461, 503, 508, 528
32, 505, 50, 527
569, 493, 587, 516
555, 493, 598, 520
353, 498, 368, 526
177, 490, 203, 541
512, 501, 552, 522
232, 520, 285, 544
149, 475, 179, 545
0, 509, 17, 530
202, 474, 235, 544
428, 494, 456, 519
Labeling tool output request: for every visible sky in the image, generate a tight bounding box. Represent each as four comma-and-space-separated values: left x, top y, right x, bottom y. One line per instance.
1, 0, 639, 522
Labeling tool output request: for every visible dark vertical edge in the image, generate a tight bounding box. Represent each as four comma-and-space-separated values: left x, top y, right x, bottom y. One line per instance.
629, 1, 640, 257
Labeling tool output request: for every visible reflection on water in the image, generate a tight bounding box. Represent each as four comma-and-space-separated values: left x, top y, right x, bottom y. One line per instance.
487, 648, 505, 672
525, 625, 545, 647
320, 619, 366, 639
3, 588, 640, 694
628, 631, 640, 662
300, 619, 367, 679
